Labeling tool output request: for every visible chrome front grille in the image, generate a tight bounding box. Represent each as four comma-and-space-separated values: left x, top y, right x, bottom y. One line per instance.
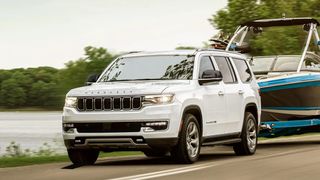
77, 97, 142, 111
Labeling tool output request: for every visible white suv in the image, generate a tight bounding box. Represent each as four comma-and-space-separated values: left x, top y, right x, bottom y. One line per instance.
63, 49, 261, 164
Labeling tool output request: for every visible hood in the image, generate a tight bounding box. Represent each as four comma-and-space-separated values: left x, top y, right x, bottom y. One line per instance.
67, 80, 190, 97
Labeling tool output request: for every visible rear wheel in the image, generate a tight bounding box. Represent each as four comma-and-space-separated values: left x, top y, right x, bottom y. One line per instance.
67, 149, 99, 165
233, 112, 257, 155
171, 114, 201, 163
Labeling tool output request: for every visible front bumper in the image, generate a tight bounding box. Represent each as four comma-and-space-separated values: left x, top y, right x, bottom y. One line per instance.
64, 137, 179, 151
62, 103, 182, 150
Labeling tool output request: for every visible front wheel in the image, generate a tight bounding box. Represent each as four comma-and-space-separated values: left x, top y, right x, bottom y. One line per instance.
233, 112, 258, 155
67, 149, 99, 165
171, 114, 201, 163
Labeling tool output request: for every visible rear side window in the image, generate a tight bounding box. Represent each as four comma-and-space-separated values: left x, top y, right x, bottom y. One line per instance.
214, 56, 237, 83
233, 58, 253, 82
199, 56, 215, 77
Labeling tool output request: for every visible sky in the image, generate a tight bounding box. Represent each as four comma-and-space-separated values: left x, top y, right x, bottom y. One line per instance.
0, 0, 228, 69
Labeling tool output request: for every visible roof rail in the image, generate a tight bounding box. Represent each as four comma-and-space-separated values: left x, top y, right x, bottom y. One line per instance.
194, 48, 242, 55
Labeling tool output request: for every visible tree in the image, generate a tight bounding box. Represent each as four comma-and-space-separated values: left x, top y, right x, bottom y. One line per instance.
28, 81, 58, 107
0, 79, 26, 107
55, 46, 116, 106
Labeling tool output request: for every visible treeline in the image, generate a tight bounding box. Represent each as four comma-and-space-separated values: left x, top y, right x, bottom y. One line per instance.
0, 46, 116, 109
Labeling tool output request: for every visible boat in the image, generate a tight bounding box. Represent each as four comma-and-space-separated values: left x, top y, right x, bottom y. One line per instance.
226, 17, 320, 122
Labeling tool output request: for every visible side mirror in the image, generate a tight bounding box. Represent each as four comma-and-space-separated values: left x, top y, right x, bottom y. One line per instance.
199, 70, 223, 85
86, 74, 100, 86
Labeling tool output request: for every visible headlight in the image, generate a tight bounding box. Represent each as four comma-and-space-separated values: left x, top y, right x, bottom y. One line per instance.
64, 97, 77, 108
143, 94, 174, 105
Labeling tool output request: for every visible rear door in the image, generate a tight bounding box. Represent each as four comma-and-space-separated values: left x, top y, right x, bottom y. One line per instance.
212, 56, 243, 133
231, 57, 254, 130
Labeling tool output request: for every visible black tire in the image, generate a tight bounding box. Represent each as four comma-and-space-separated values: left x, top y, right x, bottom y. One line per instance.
143, 149, 168, 157
67, 149, 99, 165
171, 114, 201, 164
233, 112, 258, 156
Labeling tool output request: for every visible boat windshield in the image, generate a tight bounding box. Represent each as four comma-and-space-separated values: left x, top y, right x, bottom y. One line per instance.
273, 56, 301, 71
251, 54, 320, 73
250, 55, 301, 73
250, 57, 274, 72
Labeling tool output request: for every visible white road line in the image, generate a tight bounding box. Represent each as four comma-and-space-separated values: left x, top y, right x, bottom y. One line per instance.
108, 163, 214, 180
106, 147, 318, 180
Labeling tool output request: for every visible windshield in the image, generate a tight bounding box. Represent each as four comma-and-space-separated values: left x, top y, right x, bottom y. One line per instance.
99, 55, 194, 82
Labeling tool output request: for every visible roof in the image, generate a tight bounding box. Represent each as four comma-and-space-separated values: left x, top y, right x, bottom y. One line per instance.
120, 49, 243, 58
241, 17, 320, 27
120, 50, 196, 58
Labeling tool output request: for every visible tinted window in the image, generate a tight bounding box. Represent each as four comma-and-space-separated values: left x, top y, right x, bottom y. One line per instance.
233, 58, 252, 82
99, 55, 194, 82
214, 56, 237, 83
199, 56, 215, 78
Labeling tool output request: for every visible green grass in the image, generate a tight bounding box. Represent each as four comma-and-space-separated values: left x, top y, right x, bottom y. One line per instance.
0, 151, 142, 168
0, 106, 61, 112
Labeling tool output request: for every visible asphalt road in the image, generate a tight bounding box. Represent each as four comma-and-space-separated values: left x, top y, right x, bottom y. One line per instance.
1, 135, 320, 180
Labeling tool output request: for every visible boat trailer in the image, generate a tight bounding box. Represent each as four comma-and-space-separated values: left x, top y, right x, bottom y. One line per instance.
259, 118, 320, 137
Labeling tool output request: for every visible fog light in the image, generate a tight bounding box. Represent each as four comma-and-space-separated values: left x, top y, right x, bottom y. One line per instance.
63, 123, 75, 133
142, 121, 168, 132
145, 122, 167, 126
63, 123, 74, 128
66, 128, 75, 133
143, 127, 156, 132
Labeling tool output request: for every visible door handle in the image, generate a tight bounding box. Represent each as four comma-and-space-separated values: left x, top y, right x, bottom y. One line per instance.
238, 90, 244, 95
218, 91, 224, 96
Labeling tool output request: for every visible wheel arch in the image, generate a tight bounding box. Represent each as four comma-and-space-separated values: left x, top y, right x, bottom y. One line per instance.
181, 105, 203, 137
245, 103, 259, 124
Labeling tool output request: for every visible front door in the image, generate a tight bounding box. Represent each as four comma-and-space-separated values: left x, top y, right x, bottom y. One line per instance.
198, 55, 227, 136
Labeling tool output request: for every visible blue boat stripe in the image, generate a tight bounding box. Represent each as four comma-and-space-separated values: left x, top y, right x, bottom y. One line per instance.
258, 74, 320, 88
260, 81, 320, 92
262, 106, 320, 110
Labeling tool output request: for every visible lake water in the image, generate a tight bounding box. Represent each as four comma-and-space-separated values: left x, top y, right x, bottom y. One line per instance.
0, 112, 65, 156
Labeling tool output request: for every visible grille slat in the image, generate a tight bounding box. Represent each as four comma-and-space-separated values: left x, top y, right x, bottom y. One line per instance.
85, 99, 93, 110
104, 98, 112, 110
113, 98, 121, 110
94, 98, 102, 110
77, 97, 142, 111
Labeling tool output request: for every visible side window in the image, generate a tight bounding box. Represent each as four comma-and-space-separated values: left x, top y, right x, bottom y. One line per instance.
199, 56, 215, 78
214, 56, 237, 83
233, 58, 253, 82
